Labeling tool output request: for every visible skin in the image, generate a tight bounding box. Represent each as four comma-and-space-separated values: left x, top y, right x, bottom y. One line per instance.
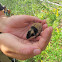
0, 11, 5, 16
0, 15, 53, 60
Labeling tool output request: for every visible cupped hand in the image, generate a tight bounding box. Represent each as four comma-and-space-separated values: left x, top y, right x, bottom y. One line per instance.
0, 15, 53, 60
3, 15, 47, 39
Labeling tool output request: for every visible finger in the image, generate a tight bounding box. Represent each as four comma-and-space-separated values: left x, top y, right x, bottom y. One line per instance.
4, 51, 34, 60
41, 19, 47, 26
41, 27, 53, 50
33, 27, 53, 51
30, 36, 41, 41
41, 27, 53, 40
0, 33, 41, 55
10, 15, 42, 23
22, 15, 42, 23
34, 36, 41, 41
42, 19, 47, 24
39, 27, 53, 50
7, 15, 42, 28
28, 36, 41, 43
42, 24, 48, 31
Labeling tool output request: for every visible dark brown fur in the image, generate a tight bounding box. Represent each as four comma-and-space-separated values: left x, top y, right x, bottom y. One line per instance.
26, 23, 42, 39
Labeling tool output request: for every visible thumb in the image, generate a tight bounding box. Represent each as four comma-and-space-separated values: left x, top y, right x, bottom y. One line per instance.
0, 33, 41, 55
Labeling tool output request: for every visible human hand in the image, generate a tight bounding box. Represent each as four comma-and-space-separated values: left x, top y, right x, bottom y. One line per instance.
2, 15, 44, 39
0, 27, 53, 60
0, 15, 53, 60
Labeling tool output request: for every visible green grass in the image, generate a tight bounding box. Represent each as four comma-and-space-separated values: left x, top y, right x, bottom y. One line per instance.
0, 0, 62, 62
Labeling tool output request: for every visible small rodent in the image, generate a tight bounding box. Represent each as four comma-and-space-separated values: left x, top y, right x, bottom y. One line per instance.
26, 23, 42, 39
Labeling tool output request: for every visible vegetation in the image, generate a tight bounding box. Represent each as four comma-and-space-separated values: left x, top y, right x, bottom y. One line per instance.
0, 0, 62, 62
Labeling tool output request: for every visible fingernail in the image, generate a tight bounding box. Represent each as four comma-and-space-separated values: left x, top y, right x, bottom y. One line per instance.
33, 49, 41, 55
